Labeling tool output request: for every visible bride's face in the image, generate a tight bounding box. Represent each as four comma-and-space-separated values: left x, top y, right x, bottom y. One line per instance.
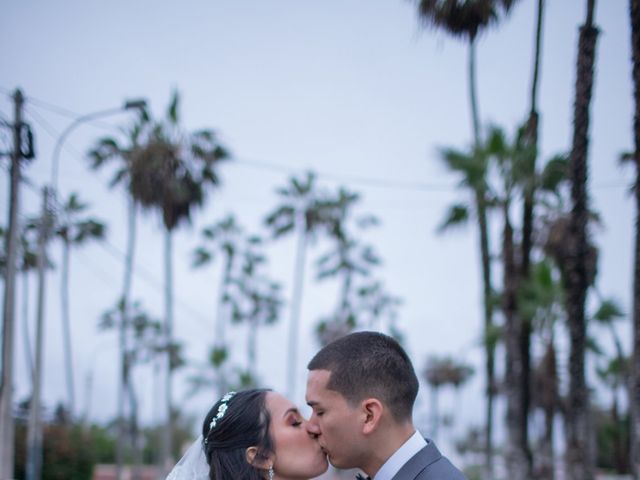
266, 392, 328, 479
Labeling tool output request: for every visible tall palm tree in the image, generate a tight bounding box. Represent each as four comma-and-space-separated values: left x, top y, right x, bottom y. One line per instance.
54, 193, 105, 417
193, 215, 245, 396
414, 0, 518, 144
131, 90, 229, 471
436, 140, 496, 470
100, 300, 162, 480
229, 237, 283, 382
87, 110, 148, 480
520, 0, 546, 462
314, 187, 381, 341
565, 1, 599, 477
485, 124, 534, 478
264, 172, 334, 398
422, 356, 474, 441
192, 214, 244, 387
413, 3, 520, 472
520, 260, 563, 480
628, 0, 640, 476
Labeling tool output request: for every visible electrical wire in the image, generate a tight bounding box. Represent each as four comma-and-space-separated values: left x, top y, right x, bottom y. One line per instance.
4, 88, 630, 192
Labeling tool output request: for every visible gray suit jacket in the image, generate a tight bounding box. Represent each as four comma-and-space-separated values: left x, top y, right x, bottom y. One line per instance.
390, 439, 467, 480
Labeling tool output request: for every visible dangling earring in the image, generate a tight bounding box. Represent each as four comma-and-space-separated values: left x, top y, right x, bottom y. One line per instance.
268, 465, 274, 480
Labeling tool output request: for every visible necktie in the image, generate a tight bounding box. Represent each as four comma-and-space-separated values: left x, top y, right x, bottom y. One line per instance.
356, 474, 371, 480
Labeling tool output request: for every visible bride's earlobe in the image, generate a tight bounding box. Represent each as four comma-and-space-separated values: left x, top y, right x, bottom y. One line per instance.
245, 446, 273, 470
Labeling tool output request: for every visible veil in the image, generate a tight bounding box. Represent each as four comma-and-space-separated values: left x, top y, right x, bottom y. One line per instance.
166, 435, 210, 480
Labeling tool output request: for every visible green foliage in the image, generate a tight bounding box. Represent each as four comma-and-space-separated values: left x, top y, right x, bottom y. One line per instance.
592, 299, 624, 324
210, 346, 228, 368
415, 0, 519, 41
437, 203, 469, 232
14, 419, 114, 480
594, 407, 631, 474
423, 356, 475, 388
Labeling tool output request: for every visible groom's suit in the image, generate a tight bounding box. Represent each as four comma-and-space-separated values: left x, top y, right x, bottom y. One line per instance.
390, 440, 467, 480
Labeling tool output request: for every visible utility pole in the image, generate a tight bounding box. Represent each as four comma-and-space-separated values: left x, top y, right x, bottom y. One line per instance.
0, 88, 31, 480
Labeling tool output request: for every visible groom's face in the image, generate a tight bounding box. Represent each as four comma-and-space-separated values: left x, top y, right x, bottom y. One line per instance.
305, 369, 365, 469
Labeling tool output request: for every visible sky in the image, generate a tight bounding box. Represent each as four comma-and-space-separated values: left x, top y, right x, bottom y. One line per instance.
0, 0, 635, 453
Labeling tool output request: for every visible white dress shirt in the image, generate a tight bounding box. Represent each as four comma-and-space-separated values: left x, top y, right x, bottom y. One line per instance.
373, 430, 427, 480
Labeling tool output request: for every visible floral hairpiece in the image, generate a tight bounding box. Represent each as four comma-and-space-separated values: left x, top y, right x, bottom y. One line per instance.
204, 391, 237, 443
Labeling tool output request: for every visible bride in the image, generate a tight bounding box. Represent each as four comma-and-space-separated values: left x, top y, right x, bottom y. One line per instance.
167, 389, 329, 479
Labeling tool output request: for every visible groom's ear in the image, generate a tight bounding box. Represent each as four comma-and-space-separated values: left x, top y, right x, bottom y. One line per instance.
361, 398, 383, 435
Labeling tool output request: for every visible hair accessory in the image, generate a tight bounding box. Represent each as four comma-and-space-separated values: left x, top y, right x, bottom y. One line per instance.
204, 391, 237, 443
268, 465, 274, 480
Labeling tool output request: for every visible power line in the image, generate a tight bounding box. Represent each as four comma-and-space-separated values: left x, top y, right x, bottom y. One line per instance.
5, 87, 630, 193
25, 107, 84, 161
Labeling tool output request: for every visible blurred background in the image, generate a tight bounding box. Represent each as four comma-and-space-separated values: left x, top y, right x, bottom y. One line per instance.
0, 1, 638, 479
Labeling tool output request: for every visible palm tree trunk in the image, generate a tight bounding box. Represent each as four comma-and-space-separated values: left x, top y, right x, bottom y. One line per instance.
116, 197, 137, 480
538, 341, 557, 480
26, 187, 50, 480
61, 238, 75, 417
468, 36, 481, 146
22, 271, 34, 383
565, 1, 598, 478
629, 1, 640, 477
520, 1, 545, 467
340, 270, 352, 326
248, 316, 258, 380
127, 376, 142, 480
213, 253, 233, 394
503, 203, 530, 479
476, 194, 495, 476
430, 386, 439, 442
161, 228, 175, 475
286, 221, 308, 399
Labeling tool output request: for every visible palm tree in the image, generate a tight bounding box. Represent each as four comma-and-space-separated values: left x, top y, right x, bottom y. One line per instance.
192, 213, 244, 393
520, 0, 546, 462
565, 1, 599, 477
484, 125, 532, 478
264, 172, 334, 398
521, 260, 563, 480
413, 0, 518, 144
131, 90, 229, 471
422, 356, 474, 441
87, 110, 148, 480
314, 187, 381, 342
436, 139, 496, 471
230, 237, 283, 382
413, 3, 520, 472
591, 298, 628, 475
100, 300, 162, 479
54, 193, 106, 418
627, 0, 640, 476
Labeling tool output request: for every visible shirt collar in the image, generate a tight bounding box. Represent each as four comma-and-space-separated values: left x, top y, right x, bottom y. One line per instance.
373, 431, 427, 480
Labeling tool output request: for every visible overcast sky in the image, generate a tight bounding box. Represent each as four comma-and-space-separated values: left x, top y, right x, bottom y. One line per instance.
0, 0, 635, 449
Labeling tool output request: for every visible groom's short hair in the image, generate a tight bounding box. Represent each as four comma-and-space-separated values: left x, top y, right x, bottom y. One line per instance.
307, 331, 419, 421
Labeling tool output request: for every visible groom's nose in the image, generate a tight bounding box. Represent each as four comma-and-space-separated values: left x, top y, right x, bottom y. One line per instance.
306, 418, 321, 437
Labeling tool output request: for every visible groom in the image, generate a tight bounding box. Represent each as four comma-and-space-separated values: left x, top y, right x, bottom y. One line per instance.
305, 331, 467, 480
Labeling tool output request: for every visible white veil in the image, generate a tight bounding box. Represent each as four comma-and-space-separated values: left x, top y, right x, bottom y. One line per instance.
166, 435, 210, 480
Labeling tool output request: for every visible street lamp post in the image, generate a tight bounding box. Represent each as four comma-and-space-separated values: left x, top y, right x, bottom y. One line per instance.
25, 98, 146, 480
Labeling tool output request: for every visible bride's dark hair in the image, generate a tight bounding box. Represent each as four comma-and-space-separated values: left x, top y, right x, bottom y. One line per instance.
202, 389, 274, 480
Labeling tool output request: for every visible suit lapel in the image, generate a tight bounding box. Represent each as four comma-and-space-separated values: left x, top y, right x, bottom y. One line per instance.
390, 440, 441, 480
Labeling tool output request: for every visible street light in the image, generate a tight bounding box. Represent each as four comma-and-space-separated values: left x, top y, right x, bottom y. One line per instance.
25, 97, 147, 480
